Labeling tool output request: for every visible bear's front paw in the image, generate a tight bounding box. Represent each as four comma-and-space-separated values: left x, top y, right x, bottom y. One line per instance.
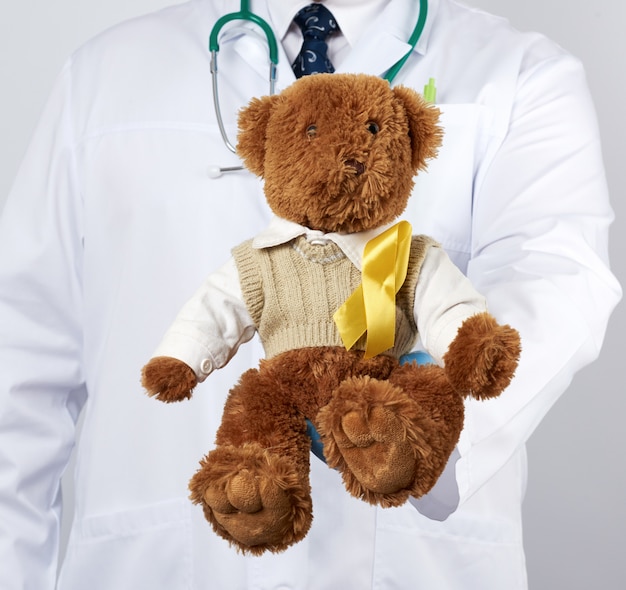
141, 356, 198, 403
189, 444, 312, 555
444, 312, 521, 400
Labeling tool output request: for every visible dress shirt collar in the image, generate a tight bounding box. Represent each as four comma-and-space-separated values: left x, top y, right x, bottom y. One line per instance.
267, 0, 392, 49
251, 215, 397, 270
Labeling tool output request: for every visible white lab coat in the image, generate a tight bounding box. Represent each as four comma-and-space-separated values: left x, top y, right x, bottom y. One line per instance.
0, 0, 620, 589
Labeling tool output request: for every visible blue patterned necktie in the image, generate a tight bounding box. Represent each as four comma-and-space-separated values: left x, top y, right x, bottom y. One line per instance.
292, 3, 339, 78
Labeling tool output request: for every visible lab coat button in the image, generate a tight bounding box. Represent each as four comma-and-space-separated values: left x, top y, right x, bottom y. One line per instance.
200, 358, 214, 374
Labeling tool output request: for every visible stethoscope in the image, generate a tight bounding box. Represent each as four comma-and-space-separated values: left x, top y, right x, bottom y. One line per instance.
208, 0, 429, 178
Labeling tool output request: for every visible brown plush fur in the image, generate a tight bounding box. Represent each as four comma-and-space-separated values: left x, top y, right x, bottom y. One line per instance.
318, 364, 465, 506
142, 74, 520, 555
443, 312, 521, 400
188, 347, 464, 551
188, 443, 313, 555
236, 74, 442, 234
141, 356, 197, 402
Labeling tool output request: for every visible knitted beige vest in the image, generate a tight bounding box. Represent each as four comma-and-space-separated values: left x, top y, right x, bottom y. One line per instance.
232, 234, 436, 359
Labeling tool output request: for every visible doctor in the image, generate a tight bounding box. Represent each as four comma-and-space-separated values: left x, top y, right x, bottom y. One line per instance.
0, 0, 621, 589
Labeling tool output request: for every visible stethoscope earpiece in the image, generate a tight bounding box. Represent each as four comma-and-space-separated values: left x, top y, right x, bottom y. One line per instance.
207, 165, 224, 179
207, 164, 245, 178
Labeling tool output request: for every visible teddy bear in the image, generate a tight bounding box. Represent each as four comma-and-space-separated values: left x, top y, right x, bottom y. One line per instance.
141, 73, 521, 555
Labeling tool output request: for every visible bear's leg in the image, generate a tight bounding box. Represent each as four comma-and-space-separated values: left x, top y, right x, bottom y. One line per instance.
317, 363, 464, 507
189, 365, 313, 555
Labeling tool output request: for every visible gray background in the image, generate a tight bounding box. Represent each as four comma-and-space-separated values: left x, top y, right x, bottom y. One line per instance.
1, 1, 624, 587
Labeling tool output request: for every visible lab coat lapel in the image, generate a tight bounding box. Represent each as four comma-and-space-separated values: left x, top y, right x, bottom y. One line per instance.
336, 0, 435, 79
222, 1, 297, 93
337, 30, 412, 78
225, 28, 274, 86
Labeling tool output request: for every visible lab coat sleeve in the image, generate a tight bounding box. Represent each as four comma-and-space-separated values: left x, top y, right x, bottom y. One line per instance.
0, 62, 86, 589
152, 258, 257, 381
453, 54, 621, 507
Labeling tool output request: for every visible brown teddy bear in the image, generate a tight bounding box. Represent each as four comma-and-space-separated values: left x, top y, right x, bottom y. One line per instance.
141, 73, 521, 555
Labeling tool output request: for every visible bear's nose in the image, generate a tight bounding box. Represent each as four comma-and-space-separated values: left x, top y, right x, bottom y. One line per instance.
345, 159, 366, 176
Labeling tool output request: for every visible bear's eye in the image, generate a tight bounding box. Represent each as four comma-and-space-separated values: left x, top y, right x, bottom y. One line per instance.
306, 125, 318, 139
366, 121, 380, 134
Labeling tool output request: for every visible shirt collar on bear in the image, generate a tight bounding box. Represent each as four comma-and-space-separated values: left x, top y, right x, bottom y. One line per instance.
251, 215, 397, 271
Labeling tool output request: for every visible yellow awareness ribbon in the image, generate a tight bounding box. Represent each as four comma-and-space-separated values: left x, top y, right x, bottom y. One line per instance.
333, 220, 412, 359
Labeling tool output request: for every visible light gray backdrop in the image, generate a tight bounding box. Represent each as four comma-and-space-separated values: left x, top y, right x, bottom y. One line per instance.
1, 1, 624, 588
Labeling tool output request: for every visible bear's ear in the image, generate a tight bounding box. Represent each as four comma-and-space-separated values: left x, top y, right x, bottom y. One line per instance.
236, 94, 280, 177
392, 85, 443, 172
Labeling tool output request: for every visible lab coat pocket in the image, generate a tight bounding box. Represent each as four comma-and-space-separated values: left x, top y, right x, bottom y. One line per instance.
374, 502, 525, 590
58, 499, 192, 590
407, 103, 494, 266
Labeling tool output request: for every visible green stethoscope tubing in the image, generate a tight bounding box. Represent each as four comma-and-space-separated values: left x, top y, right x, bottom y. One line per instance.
384, 0, 428, 83
209, 0, 280, 68
208, 0, 428, 158
209, 0, 427, 82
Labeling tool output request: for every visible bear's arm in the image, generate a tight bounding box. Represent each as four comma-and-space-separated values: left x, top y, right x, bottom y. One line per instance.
412, 246, 488, 365
151, 258, 256, 382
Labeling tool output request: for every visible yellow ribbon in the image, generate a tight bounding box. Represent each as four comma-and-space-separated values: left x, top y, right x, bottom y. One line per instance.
333, 221, 412, 359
